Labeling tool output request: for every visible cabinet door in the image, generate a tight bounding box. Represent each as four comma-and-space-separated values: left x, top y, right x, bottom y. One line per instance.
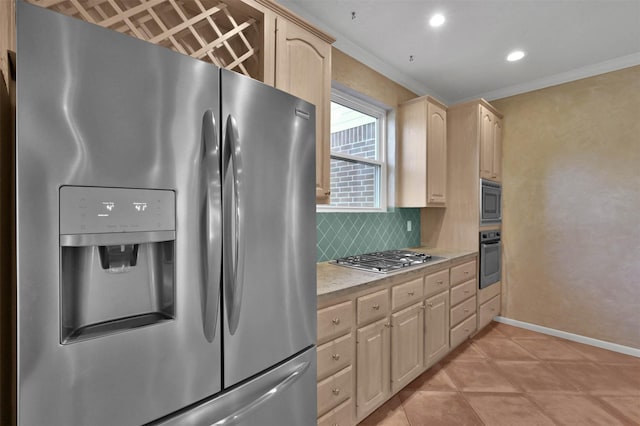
492, 116, 502, 181
425, 291, 449, 368
479, 105, 494, 180
427, 101, 447, 206
356, 318, 390, 420
275, 17, 332, 203
391, 302, 424, 393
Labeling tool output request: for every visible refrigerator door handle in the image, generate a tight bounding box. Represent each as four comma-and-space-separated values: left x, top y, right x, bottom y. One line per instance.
212, 360, 310, 425
202, 109, 222, 343
223, 114, 245, 335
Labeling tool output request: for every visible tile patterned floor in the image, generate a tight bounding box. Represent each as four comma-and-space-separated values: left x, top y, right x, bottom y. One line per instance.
359, 322, 640, 426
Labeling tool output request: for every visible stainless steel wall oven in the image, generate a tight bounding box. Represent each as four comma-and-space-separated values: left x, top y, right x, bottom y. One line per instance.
479, 230, 501, 289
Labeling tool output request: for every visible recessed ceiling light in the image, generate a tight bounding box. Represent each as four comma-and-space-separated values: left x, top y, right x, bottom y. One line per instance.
507, 50, 525, 62
429, 13, 445, 27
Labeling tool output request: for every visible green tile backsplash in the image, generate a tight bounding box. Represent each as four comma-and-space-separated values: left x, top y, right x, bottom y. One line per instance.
316, 208, 421, 262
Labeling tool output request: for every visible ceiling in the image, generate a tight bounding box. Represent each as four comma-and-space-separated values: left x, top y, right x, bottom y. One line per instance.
277, 0, 640, 105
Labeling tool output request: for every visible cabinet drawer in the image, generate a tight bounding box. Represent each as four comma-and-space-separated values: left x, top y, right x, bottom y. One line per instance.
451, 260, 476, 286
479, 294, 501, 330
317, 399, 353, 426
318, 301, 353, 343
450, 313, 477, 349
317, 365, 353, 417
357, 289, 389, 325
450, 295, 476, 328
479, 281, 501, 304
391, 277, 424, 310
450, 279, 476, 306
424, 269, 449, 297
317, 333, 353, 381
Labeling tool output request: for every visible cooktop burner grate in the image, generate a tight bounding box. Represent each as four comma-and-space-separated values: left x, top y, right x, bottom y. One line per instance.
332, 250, 442, 273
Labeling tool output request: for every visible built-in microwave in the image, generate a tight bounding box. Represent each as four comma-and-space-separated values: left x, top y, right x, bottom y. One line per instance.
480, 179, 501, 225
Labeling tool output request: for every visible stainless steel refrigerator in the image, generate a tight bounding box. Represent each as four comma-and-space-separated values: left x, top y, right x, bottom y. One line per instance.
13, 2, 316, 425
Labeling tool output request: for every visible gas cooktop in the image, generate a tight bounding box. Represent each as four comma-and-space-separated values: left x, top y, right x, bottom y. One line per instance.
331, 250, 444, 273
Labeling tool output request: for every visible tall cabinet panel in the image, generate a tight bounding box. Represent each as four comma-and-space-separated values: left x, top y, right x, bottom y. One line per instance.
275, 17, 332, 203
479, 105, 502, 182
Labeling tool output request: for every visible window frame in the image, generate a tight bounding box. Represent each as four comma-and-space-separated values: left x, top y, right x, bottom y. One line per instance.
318, 88, 388, 212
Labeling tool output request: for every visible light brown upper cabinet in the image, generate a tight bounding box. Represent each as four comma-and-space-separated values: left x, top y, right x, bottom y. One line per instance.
479, 105, 503, 182
274, 16, 333, 203
397, 96, 448, 207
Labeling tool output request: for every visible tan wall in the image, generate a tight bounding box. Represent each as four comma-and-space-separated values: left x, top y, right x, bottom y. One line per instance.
492, 65, 640, 349
332, 47, 417, 107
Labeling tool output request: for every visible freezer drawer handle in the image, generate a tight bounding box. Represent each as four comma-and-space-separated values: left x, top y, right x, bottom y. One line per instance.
223, 114, 246, 336
201, 109, 222, 343
211, 360, 311, 425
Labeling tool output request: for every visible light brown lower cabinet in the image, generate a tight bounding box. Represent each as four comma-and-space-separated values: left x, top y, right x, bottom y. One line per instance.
356, 317, 390, 419
317, 398, 353, 426
391, 302, 424, 393
318, 255, 491, 425
424, 290, 450, 367
479, 294, 501, 330
317, 365, 353, 418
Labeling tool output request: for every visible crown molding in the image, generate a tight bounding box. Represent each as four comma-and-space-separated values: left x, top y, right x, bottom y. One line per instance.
276, 1, 447, 102
457, 52, 640, 104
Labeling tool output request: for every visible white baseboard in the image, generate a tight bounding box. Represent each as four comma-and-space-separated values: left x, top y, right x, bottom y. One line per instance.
494, 316, 640, 358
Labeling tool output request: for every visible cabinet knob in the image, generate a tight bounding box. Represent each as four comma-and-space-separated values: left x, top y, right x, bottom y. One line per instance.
408, 291, 415, 296
464, 290, 470, 294
332, 388, 340, 395
427, 302, 433, 307
332, 353, 340, 361
464, 309, 469, 313
491, 308, 496, 312
332, 317, 340, 325
384, 323, 392, 328
437, 280, 444, 285
372, 303, 380, 310
464, 328, 470, 332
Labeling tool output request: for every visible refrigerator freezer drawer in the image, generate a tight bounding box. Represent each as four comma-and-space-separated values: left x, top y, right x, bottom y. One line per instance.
154, 347, 317, 426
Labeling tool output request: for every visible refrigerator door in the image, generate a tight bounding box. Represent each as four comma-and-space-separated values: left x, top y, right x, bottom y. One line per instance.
17, 3, 222, 425
221, 69, 317, 387
153, 347, 317, 426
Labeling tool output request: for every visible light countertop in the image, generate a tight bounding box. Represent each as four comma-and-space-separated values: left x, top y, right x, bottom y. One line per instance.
317, 247, 477, 302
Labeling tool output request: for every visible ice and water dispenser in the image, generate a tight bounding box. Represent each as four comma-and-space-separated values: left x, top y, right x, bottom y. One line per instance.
59, 186, 176, 344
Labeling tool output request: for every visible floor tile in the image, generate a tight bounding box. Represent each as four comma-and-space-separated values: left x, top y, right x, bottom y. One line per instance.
444, 360, 519, 393
464, 393, 555, 426
493, 360, 580, 393
493, 323, 554, 339
512, 337, 588, 361
473, 322, 507, 339
359, 395, 410, 426
528, 393, 626, 425
564, 341, 640, 364
404, 363, 457, 392
600, 362, 640, 388
598, 395, 640, 424
442, 341, 487, 363
472, 336, 538, 361
549, 362, 640, 396
399, 391, 482, 426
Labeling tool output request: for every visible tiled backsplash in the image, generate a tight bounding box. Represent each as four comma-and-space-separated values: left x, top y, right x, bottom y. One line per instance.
316, 208, 421, 262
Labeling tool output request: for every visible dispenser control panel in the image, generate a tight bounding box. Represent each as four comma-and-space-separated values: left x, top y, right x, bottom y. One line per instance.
60, 186, 175, 234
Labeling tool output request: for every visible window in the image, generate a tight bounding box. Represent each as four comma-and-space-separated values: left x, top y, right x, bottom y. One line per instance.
324, 89, 387, 211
